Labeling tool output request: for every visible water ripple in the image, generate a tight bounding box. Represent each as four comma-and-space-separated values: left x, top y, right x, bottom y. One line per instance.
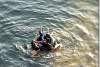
0, 0, 98, 67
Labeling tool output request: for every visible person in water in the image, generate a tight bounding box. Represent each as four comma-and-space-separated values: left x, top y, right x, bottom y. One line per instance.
31, 28, 44, 50
32, 28, 53, 50
42, 33, 53, 50
44, 33, 52, 44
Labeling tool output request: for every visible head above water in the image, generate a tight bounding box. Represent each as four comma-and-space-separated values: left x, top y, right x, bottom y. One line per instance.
45, 33, 50, 37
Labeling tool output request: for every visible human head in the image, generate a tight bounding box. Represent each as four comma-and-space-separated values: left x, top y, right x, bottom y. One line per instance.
46, 33, 50, 37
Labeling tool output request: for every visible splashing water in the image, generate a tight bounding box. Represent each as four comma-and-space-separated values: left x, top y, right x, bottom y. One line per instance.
0, 0, 98, 67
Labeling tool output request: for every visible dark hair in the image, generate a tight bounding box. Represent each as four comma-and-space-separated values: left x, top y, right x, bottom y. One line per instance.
46, 34, 50, 37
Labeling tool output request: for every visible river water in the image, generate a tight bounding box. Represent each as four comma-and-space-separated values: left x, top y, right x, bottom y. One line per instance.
0, 0, 98, 67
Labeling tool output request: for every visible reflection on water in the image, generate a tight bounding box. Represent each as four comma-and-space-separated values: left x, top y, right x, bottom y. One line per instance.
0, 0, 98, 67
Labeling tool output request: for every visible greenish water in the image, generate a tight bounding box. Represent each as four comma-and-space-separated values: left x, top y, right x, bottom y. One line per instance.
0, 0, 98, 67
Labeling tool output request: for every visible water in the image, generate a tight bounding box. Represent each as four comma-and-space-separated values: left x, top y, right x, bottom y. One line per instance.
0, 0, 98, 67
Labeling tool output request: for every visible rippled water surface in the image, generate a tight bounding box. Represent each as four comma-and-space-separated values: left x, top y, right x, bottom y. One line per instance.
0, 0, 98, 67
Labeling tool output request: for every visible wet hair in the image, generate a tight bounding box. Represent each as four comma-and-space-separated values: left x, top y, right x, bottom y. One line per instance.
44, 34, 52, 43
45, 34, 50, 37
